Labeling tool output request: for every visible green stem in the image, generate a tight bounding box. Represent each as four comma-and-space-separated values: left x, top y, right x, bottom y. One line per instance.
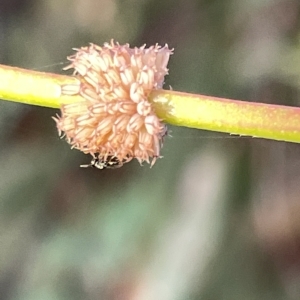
0, 64, 300, 143
0, 64, 82, 108
149, 90, 300, 143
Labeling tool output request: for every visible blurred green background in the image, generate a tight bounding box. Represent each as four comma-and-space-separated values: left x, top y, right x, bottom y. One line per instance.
1, 0, 300, 299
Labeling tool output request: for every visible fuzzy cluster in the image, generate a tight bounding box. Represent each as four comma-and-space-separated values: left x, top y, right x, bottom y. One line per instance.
54, 40, 172, 166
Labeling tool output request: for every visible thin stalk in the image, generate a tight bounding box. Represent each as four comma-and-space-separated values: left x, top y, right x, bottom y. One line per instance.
150, 90, 300, 143
0, 64, 82, 108
1, 64, 300, 143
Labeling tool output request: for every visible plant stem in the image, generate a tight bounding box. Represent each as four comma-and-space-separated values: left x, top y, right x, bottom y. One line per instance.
0, 64, 82, 108
150, 90, 300, 143
1, 63, 300, 143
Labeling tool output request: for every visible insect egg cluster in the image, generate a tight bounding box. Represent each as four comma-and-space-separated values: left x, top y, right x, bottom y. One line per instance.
54, 40, 173, 168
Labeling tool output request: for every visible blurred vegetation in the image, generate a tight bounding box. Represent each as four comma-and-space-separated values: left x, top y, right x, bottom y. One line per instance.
1, 0, 300, 299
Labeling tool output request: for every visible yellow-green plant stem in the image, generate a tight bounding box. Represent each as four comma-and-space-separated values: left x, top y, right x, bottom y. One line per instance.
1, 64, 300, 143
150, 90, 300, 143
0, 64, 82, 108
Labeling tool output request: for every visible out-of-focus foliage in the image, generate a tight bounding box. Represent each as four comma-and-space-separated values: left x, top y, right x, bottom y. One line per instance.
1, 0, 300, 299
